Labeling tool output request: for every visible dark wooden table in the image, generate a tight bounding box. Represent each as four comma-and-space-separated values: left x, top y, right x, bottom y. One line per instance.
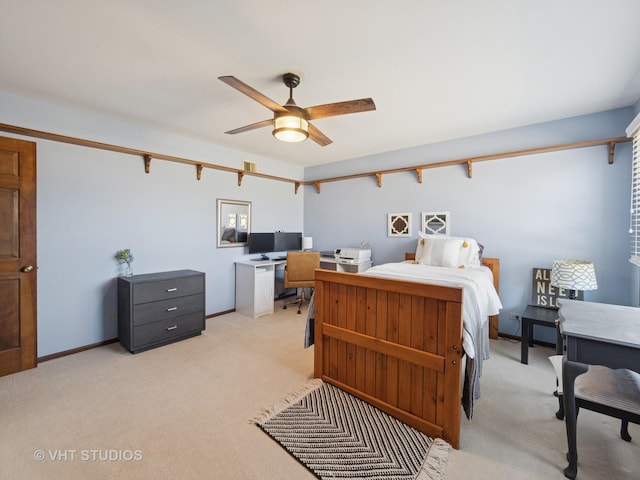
558, 299, 640, 479
520, 304, 562, 364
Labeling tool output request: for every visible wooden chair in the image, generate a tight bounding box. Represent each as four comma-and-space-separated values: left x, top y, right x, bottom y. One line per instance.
549, 355, 640, 442
283, 251, 320, 314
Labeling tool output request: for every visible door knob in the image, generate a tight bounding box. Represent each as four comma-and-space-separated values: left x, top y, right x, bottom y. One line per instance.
21, 265, 34, 273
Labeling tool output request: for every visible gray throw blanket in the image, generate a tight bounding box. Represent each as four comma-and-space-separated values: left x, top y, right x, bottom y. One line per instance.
304, 292, 315, 348
462, 356, 477, 419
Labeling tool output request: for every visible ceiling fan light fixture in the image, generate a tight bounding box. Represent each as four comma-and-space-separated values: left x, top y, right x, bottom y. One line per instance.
272, 113, 309, 143
220, 73, 374, 147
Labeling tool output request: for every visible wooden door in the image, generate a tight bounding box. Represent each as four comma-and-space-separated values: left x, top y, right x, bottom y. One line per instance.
0, 136, 37, 377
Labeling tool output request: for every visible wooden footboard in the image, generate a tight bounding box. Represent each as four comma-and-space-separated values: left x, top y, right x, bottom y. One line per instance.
313, 269, 465, 448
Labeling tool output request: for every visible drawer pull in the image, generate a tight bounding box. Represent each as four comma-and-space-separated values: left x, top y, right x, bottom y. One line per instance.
166, 288, 178, 292
166, 307, 178, 312
166, 325, 178, 331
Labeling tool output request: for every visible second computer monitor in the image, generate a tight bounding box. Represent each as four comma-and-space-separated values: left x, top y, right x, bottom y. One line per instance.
274, 232, 302, 252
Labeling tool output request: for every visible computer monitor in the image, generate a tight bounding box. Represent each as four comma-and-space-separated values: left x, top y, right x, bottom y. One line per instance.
247, 233, 275, 257
274, 232, 302, 252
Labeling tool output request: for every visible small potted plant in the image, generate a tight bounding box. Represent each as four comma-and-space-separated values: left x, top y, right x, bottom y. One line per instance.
115, 249, 134, 276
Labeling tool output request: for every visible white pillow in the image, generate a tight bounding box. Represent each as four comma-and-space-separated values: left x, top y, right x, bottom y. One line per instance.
416, 232, 482, 267
415, 236, 464, 267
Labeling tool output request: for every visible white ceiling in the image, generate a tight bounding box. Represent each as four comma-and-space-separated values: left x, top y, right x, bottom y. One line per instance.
2, 0, 640, 167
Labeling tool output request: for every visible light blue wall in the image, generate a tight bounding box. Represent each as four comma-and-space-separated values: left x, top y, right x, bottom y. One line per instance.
2, 89, 637, 355
0, 92, 305, 356
303, 108, 637, 341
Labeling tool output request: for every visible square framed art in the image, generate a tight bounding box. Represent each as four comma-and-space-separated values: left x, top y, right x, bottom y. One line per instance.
387, 213, 412, 237
421, 211, 450, 235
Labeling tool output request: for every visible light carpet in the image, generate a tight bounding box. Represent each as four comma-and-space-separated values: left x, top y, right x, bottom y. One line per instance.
253, 379, 450, 480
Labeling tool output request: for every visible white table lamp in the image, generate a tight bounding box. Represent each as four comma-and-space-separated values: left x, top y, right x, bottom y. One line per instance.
302, 236, 313, 251
550, 260, 598, 300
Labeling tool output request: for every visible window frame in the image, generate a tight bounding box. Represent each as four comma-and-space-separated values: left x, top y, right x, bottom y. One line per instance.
626, 113, 640, 266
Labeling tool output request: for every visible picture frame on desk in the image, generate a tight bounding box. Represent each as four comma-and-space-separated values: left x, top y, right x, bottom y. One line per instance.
520, 267, 578, 364
531, 267, 582, 309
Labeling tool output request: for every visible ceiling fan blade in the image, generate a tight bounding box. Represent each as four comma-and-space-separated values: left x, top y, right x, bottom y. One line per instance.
224, 119, 273, 135
308, 123, 332, 147
218, 76, 288, 113
304, 98, 376, 120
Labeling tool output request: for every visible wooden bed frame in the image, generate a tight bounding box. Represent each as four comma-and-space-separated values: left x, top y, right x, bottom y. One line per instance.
313, 257, 500, 449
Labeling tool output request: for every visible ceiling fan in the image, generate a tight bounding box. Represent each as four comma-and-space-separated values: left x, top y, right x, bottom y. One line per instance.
218, 73, 376, 146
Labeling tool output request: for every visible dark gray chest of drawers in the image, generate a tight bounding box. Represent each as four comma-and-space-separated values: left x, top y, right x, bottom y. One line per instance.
118, 270, 205, 353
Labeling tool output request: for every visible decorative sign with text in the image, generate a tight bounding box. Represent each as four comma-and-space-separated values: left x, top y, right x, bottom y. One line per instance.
531, 268, 583, 308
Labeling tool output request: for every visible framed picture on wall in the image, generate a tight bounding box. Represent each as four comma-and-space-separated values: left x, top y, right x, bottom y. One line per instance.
421, 211, 450, 235
387, 213, 412, 237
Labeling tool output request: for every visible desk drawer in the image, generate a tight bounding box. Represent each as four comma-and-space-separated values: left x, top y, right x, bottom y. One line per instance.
132, 294, 204, 326
133, 312, 204, 349
133, 275, 203, 304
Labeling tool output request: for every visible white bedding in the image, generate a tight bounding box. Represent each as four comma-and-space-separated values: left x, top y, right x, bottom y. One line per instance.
362, 262, 503, 361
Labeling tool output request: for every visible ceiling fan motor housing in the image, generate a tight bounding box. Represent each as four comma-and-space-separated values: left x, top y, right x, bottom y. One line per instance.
282, 73, 300, 90
273, 74, 309, 142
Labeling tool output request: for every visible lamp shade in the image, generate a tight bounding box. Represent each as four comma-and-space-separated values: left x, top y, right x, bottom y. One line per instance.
550, 260, 598, 291
272, 109, 309, 143
302, 236, 313, 250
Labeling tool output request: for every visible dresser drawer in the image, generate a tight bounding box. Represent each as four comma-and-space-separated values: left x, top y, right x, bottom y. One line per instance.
132, 294, 204, 326
132, 312, 204, 350
118, 270, 205, 353
133, 275, 203, 304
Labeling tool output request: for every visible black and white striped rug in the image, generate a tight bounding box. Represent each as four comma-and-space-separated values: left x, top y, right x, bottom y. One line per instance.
252, 380, 450, 480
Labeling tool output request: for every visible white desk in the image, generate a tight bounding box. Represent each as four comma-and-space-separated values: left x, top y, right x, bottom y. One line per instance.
235, 259, 285, 318
235, 256, 373, 318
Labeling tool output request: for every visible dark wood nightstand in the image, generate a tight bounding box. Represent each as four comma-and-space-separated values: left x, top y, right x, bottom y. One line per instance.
520, 304, 562, 364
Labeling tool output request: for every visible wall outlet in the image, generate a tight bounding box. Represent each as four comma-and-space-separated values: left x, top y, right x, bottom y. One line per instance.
510, 312, 520, 321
